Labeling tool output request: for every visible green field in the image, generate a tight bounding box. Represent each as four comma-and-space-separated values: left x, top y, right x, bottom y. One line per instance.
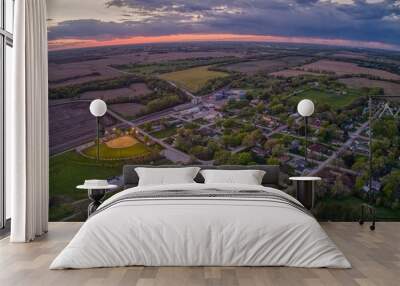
49, 151, 124, 220
151, 126, 178, 139
82, 142, 152, 160
113, 58, 235, 76
292, 88, 362, 109
159, 65, 228, 93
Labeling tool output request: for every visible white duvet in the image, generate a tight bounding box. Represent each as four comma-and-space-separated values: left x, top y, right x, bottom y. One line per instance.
50, 183, 351, 269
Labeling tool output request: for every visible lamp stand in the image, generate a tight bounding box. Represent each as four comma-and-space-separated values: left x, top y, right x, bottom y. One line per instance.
96, 117, 100, 161
304, 116, 308, 166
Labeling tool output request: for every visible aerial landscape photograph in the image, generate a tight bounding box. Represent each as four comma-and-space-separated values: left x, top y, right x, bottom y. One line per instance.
46, 0, 400, 221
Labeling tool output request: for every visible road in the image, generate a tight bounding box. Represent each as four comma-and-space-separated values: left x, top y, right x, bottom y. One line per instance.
130, 102, 194, 125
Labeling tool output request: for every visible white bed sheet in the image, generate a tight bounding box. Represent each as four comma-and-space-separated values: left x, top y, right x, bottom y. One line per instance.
50, 183, 351, 269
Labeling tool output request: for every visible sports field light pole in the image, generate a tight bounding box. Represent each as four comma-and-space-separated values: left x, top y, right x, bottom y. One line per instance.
89, 99, 107, 160
297, 99, 315, 166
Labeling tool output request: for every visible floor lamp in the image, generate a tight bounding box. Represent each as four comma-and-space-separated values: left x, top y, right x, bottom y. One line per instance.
89, 99, 107, 160
297, 99, 315, 166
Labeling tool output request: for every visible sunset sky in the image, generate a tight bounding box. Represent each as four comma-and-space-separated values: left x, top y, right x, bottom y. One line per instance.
47, 0, 400, 51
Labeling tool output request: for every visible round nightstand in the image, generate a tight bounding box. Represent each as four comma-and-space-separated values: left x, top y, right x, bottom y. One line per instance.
289, 177, 321, 210
77, 181, 118, 216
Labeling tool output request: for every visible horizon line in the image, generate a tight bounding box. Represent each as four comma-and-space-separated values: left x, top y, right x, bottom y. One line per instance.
48, 33, 400, 52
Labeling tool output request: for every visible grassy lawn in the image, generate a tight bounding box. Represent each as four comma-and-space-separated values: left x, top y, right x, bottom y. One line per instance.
159, 65, 228, 93
49, 151, 124, 220
314, 196, 400, 221
82, 142, 152, 160
291, 88, 362, 109
151, 126, 177, 139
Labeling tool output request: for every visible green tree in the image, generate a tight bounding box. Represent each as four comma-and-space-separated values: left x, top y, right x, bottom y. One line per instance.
352, 157, 368, 173
222, 134, 243, 148
256, 102, 265, 113
264, 138, 279, 151
213, 150, 231, 165
331, 176, 350, 198
269, 103, 285, 115
234, 152, 253, 165
272, 143, 285, 157
382, 170, 400, 198
190, 146, 210, 161
373, 119, 397, 139
222, 118, 237, 129
266, 157, 280, 165
355, 175, 367, 191
206, 140, 219, 155
242, 130, 263, 147
318, 125, 337, 143
143, 122, 152, 132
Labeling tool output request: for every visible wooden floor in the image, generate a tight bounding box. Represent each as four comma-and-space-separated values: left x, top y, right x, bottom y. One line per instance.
0, 222, 399, 286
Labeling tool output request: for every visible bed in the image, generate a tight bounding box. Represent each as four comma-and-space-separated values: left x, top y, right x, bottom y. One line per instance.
50, 165, 351, 269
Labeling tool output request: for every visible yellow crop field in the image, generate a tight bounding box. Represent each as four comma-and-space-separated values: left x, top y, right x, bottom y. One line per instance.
160, 66, 228, 93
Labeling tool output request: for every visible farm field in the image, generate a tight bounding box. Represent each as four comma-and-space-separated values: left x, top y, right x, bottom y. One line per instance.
223, 56, 312, 75
299, 60, 400, 80
109, 103, 145, 117
80, 83, 152, 100
331, 52, 368, 59
270, 69, 321, 78
223, 59, 286, 74
101, 51, 242, 65
159, 65, 228, 93
114, 57, 236, 76
128, 83, 153, 96
48, 62, 122, 88
49, 50, 244, 88
49, 101, 119, 155
82, 140, 153, 160
80, 87, 136, 100
290, 87, 362, 109
339, 77, 400, 96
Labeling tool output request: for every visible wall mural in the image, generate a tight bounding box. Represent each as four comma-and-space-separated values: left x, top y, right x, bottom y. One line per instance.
47, 0, 400, 222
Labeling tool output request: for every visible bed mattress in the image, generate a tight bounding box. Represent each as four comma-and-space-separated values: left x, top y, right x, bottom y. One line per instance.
50, 183, 351, 269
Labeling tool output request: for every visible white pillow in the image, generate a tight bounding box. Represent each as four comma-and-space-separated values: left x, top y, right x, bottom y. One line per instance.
135, 167, 200, 186
200, 169, 266, 185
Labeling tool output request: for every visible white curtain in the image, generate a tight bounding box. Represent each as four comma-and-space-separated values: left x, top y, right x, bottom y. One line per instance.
8, 0, 49, 242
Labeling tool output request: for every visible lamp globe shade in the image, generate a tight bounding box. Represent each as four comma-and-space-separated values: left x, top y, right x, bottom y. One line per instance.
297, 99, 314, 117
90, 99, 107, 117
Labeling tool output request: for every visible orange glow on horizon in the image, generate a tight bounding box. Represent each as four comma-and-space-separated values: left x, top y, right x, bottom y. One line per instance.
48, 33, 399, 51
